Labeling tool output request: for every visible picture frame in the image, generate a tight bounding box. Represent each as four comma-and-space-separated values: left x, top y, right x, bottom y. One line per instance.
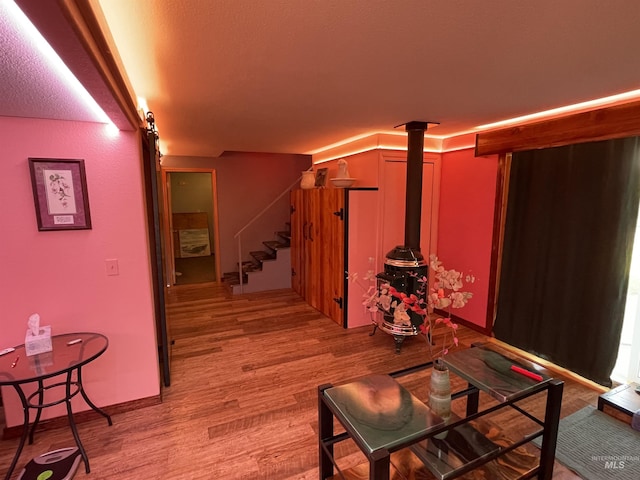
28, 158, 92, 231
315, 167, 328, 187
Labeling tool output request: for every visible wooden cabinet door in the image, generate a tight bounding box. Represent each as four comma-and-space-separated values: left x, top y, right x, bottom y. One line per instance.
290, 189, 304, 296
305, 189, 323, 311
319, 189, 345, 325
291, 188, 345, 326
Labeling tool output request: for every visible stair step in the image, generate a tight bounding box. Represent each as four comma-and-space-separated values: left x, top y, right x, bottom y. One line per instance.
228, 223, 291, 292
263, 240, 288, 252
241, 261, 261, 273
276, 231, 291, 245
222, 271, 247, 285
250, 250, 275, 263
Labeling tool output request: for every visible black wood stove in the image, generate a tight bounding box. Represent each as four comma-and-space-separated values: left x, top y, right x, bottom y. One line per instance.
372, 121, 433, 353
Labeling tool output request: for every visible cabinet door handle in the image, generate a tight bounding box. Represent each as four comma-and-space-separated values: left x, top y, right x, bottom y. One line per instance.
309, 222, 314, 241
303, 221, 308, 240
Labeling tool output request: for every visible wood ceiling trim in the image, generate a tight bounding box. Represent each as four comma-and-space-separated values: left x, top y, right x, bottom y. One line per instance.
64, 0, 141, 130
475, 99, 640, 156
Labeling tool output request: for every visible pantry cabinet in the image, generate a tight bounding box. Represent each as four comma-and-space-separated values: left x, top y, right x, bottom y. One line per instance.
291, 187, 379, 327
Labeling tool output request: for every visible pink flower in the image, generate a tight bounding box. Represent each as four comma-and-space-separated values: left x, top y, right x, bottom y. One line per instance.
349, 255, 474, 362
392, 303, 411, 325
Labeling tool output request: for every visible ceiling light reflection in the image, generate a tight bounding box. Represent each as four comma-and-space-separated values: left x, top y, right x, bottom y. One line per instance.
6, 0, 116, 129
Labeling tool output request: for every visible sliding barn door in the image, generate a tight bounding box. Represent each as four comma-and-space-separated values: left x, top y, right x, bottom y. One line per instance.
142, 128, 171, 387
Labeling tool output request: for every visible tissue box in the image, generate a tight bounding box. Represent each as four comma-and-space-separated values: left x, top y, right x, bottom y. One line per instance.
25, 325, 52, 356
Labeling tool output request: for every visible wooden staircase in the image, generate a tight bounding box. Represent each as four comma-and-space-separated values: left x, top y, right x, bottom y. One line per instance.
223, 226, 291, 294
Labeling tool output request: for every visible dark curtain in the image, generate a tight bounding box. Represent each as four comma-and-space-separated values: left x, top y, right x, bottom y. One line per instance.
494, 137, 640, 386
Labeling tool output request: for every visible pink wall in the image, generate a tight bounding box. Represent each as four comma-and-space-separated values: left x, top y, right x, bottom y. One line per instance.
437, 148, 498, 330
161, 152, 311, 274
0, 117, 159, 427
315, 150, 380, 188
346, 189, 381, 328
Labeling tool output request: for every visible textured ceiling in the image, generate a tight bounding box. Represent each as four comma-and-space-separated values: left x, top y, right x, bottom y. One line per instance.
0, 1, 102, 123
3, 0, 640, 157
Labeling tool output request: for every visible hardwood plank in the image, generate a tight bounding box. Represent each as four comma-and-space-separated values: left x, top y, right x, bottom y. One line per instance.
0, 284, 597, 479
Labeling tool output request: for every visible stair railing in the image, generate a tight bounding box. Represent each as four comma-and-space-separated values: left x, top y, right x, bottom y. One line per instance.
233, 175, 302, 293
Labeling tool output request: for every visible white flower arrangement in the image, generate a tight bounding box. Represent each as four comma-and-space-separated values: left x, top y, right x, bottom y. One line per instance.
349, 254, 474, 362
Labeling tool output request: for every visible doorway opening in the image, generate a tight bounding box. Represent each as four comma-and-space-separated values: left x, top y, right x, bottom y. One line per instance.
162, 168, 221, 286
613, 215, 640, 385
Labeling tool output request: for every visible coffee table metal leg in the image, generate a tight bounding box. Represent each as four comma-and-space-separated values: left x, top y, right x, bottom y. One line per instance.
370, 449, 390, 480
318, 385, 334, 479
539, 380, 564, 480
466, 382, 479, 416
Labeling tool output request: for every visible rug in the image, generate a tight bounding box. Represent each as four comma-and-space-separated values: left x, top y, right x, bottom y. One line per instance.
534, 406, 640, 479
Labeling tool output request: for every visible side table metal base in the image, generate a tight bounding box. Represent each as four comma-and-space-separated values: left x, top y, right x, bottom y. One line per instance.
1, 333, 113, 480
6, 371, 113, 480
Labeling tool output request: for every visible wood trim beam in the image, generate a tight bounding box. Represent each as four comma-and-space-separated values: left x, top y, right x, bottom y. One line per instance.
486, 153, 510, 333
475, 99, 640, 156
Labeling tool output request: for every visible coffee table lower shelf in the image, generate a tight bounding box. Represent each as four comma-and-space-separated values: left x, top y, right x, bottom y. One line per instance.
325, 433, 542, 480
410, 417, 543, 480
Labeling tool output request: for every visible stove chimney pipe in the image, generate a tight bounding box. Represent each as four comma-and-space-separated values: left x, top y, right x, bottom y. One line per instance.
404, 121, 429, 250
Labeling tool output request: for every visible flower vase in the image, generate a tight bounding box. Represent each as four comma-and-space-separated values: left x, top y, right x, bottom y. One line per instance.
429, 359, 452, 419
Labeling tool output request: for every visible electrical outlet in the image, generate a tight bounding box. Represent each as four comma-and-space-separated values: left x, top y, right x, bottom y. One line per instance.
105, 259, 119, 276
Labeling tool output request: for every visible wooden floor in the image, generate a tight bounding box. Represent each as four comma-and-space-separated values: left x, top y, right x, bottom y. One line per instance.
174, 255, 216, 285
0, 283, 600, 479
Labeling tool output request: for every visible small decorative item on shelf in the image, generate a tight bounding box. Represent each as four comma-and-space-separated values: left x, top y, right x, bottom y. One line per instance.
330, 158, 356, 188
337, 159, 350, 179
349, 254, 474, 419
300, 170, 315, 189
315, 167, 329, 187
330, 178, 356, 188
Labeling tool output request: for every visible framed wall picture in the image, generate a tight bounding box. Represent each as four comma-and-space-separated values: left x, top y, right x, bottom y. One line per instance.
28, 158, 92, 231
178, 228, 211, 257
315, 167, 328, 187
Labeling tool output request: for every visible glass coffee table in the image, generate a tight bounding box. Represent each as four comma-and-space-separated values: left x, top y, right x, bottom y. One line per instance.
318, 343, 564, 480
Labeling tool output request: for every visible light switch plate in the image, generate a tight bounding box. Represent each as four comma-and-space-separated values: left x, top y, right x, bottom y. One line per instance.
105, 259, 119, 276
